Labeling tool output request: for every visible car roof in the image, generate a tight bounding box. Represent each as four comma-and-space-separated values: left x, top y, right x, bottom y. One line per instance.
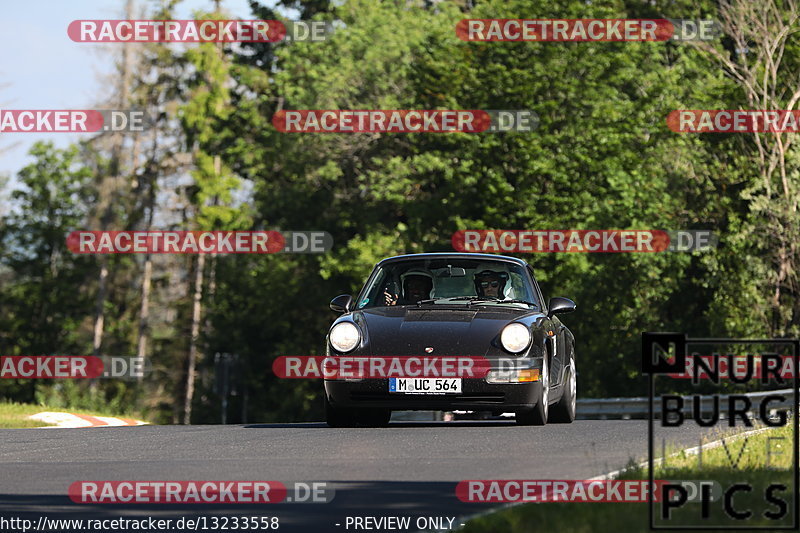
377, 252, 528, 267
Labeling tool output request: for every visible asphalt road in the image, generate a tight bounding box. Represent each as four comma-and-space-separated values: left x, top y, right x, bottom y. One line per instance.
0, 420, 723, 532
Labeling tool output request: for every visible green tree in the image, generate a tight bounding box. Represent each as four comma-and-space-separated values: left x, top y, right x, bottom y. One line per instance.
0, 142, 95, 402
179, 7, 254, 423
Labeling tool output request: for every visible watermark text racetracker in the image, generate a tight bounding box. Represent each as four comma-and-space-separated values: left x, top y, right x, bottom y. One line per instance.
67, 230, 333, 254
452, 229, 718, 253
273, 356, 497, 380
667, 354, 798, 380
457, 480, 669, 503
0, 355, 147, 380
668, 110, 800, 133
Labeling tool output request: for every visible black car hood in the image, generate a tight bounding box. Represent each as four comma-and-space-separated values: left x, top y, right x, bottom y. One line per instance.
356, 305, 535, 356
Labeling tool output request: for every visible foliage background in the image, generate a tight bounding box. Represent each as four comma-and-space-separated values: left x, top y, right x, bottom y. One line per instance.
0, 0, 796, 423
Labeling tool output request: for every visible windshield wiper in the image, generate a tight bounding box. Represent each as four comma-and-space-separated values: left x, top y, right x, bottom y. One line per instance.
445, 296, 502, 305
415, 296, 496, 306
415, 296, 532, 307
447, 296, 537, 306
415, 298, 450, 306
497, 299, 536, 306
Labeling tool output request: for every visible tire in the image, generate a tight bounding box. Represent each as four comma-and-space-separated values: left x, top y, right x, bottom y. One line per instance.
325, 397, 390, 428
550, 358, 577, 424
516, 355, 549, 426
325, 396, 358, 428
357, 408, 391, 427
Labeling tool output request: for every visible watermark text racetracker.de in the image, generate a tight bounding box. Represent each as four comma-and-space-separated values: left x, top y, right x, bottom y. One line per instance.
69, 19, 332, 43
452, 229, 718, 253
273, 356, 547, 385
69, 480, 333, 504
0, 109, 151, 133
67, 230, 333, 254
0, 355, 148, 380
456, 19, 720, 42
272, 109, 538, 133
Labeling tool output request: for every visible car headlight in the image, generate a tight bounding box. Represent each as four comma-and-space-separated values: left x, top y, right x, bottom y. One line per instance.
500, 323, 531, 353
329, 322, 360, 353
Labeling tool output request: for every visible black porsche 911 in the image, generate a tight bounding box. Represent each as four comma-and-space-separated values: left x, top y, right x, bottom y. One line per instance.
324, 252, 576, 427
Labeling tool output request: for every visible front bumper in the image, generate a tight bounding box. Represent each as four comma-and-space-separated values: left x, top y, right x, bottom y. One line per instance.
324, 378, 542, 413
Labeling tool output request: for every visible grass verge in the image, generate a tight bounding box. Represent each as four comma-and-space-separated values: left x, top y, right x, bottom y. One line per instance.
0, 401, 146, 428
459, 423, 796, 533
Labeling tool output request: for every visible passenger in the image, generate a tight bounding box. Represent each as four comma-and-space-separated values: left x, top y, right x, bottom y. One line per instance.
384, 269, 434, 305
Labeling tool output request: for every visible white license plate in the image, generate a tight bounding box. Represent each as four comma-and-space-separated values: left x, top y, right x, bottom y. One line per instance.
389, 378, 462, 394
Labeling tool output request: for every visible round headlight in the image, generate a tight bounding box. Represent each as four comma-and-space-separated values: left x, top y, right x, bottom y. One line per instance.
501, 323, 531, 353
329, 322, 360, 353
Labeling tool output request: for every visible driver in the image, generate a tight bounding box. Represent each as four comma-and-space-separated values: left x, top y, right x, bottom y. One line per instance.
473, 270, 508, 299
384, 269, 434, 305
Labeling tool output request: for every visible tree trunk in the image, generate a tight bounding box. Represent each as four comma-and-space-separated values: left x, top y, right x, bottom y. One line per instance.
183, 253, 205, 424
92, 263, 108, 357
136, 257, 152, 368
92, 0, 135, 358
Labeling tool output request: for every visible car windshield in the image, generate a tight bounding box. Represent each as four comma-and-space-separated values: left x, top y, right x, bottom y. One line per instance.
355, 257, 539, 310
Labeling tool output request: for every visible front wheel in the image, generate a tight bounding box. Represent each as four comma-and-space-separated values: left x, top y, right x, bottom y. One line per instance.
550, 358, 576, 423
358, 408, 391, 427
325, 397, 391, 427
516, 355, 549, 426
325, 396, 358, 427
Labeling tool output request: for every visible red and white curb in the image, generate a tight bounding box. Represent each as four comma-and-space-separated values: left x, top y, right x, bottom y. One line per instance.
28, 412, 148, 428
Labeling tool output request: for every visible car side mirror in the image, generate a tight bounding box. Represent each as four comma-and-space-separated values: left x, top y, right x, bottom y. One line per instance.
330, 294, 353, 314
547, 297, 576, 317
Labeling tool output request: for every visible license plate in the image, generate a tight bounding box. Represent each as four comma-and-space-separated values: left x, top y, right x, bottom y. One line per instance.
389, 378, 462, 394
